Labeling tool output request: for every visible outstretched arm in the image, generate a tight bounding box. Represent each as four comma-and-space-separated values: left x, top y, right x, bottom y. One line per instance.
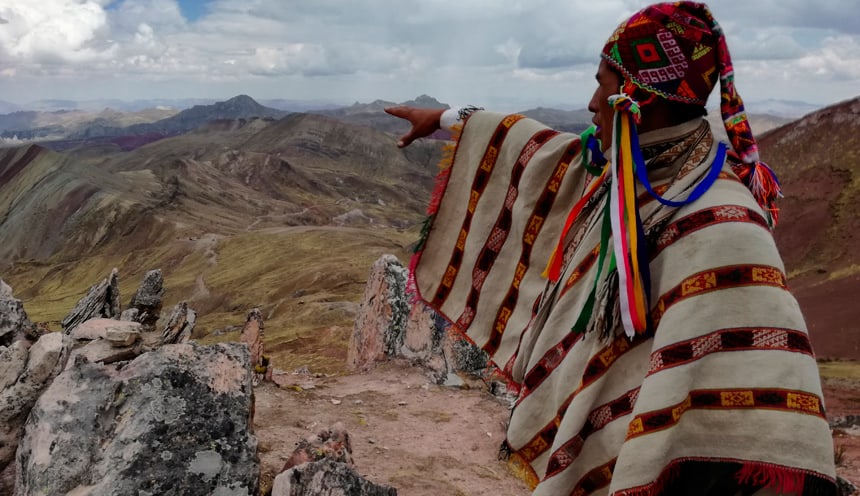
384, 106, 446, 148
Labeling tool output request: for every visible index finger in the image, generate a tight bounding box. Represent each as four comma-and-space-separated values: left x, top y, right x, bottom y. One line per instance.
384, 106, 411, 119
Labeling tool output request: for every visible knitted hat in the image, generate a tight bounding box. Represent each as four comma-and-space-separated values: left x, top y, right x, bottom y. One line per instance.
600, 1, 780, 225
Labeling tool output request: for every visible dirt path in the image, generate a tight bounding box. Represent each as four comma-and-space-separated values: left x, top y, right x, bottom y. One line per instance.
253, 360, 531, 496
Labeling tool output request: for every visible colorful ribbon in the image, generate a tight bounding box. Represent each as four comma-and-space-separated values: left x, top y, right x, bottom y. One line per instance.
547, 94, 731, 339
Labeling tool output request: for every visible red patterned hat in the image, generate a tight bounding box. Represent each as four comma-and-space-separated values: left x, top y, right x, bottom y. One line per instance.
601, 1, 780, 225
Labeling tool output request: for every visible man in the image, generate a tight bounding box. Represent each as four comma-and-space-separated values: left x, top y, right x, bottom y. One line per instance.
386, 3, 837, 495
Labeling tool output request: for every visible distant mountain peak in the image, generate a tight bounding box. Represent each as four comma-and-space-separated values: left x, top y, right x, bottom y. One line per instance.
400, 95, 447, 109
223, 94, 259, 105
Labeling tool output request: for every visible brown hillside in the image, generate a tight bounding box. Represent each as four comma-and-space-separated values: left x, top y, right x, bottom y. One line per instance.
0, 114, 439, 371
758, 96, 860, 359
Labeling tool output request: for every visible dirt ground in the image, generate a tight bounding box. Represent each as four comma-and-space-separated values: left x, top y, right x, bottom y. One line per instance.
823, 375, 860, 488
253, 360, 531, 496
254, 360, 860, 495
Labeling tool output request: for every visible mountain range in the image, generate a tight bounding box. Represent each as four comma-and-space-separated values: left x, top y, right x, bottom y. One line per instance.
0, 108, 441, 370
0, 93, 857, 368
0, 94, 805, 152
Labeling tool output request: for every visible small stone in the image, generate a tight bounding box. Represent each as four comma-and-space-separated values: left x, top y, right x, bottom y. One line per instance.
353, 400, 363, 405
367, 439, 376, 444
120, 308, 139, 322
330, 399, 342, 405
272, 458, 396, 496
105, 327, 141, 347
397, 401, 407, 406
443, 373, 465, 388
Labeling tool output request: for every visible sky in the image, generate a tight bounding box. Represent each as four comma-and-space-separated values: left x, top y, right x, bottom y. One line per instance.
0, 0, 858, 112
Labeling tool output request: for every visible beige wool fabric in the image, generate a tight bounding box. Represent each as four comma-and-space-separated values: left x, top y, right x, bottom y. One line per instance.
411, 111, 836, 495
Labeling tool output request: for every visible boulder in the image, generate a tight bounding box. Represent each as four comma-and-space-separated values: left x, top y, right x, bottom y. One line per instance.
127, 269, 164, 331
15, 342, 259, 496
70, 338, 142, 365
271, 458, 397, 496
70, 318, 143, 343
61, 268, 121, 334
161, 301, 197, 345
0, 280, 35, 346
348, 255, 489, 383
0, 332, 71, 473
348, 255, 409, 370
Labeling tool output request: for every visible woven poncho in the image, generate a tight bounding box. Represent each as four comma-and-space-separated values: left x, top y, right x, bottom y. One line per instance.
410, 111, 837, 495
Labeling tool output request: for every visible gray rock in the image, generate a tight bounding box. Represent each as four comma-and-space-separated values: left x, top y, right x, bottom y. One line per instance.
442, 372, 465, 388
347, 255, 409, 370
838, 476, 857, 496
0, 280, 35, 346
120, 308, 139, 322
128, 270, 164, 331
70, 338, 141, 364
0, 340, 28, 391
105, 327, 141, 347
349, 255, 488, 384
0, 332, 71, 473
161, 301, 197, 345
272, 458, 397, 496
447, 330, 488, 374
16, 342, 259, 496
281, 423, 353, 472
831, 415, 860, 430
70, 318, 143, 343
61, 268, 121, 334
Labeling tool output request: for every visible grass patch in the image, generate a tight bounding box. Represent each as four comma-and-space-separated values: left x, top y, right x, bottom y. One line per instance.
817, 360, 860, 379
4, 225, 418, 375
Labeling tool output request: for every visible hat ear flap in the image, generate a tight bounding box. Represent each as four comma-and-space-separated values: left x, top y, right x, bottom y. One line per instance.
621, 80, 657, 108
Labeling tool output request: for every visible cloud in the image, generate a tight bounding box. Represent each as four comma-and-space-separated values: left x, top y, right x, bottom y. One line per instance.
0, 0, 116, 64
727, 30, 806, 61
0, 0, 856, 107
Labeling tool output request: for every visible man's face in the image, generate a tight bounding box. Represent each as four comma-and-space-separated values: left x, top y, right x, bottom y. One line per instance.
588, 59, 622, 150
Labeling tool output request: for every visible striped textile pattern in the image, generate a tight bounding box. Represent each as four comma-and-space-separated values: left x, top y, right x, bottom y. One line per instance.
410, 112, 836, 495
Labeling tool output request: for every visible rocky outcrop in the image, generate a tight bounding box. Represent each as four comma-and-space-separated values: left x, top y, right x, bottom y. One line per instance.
0, 280, 36, 346
348, 255, 488, 384
272, 424, 395, 496
282, 423, 353, 471
161, 301, 197, 345
272, 458, 397, 496
16, 342, 259, 496
241, 308, 266, 380
348, 255, 408, 370
0, 332, 71, 473
126, 269, 164, 331
61, 268, 121, 334
68, 318, 145, 365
